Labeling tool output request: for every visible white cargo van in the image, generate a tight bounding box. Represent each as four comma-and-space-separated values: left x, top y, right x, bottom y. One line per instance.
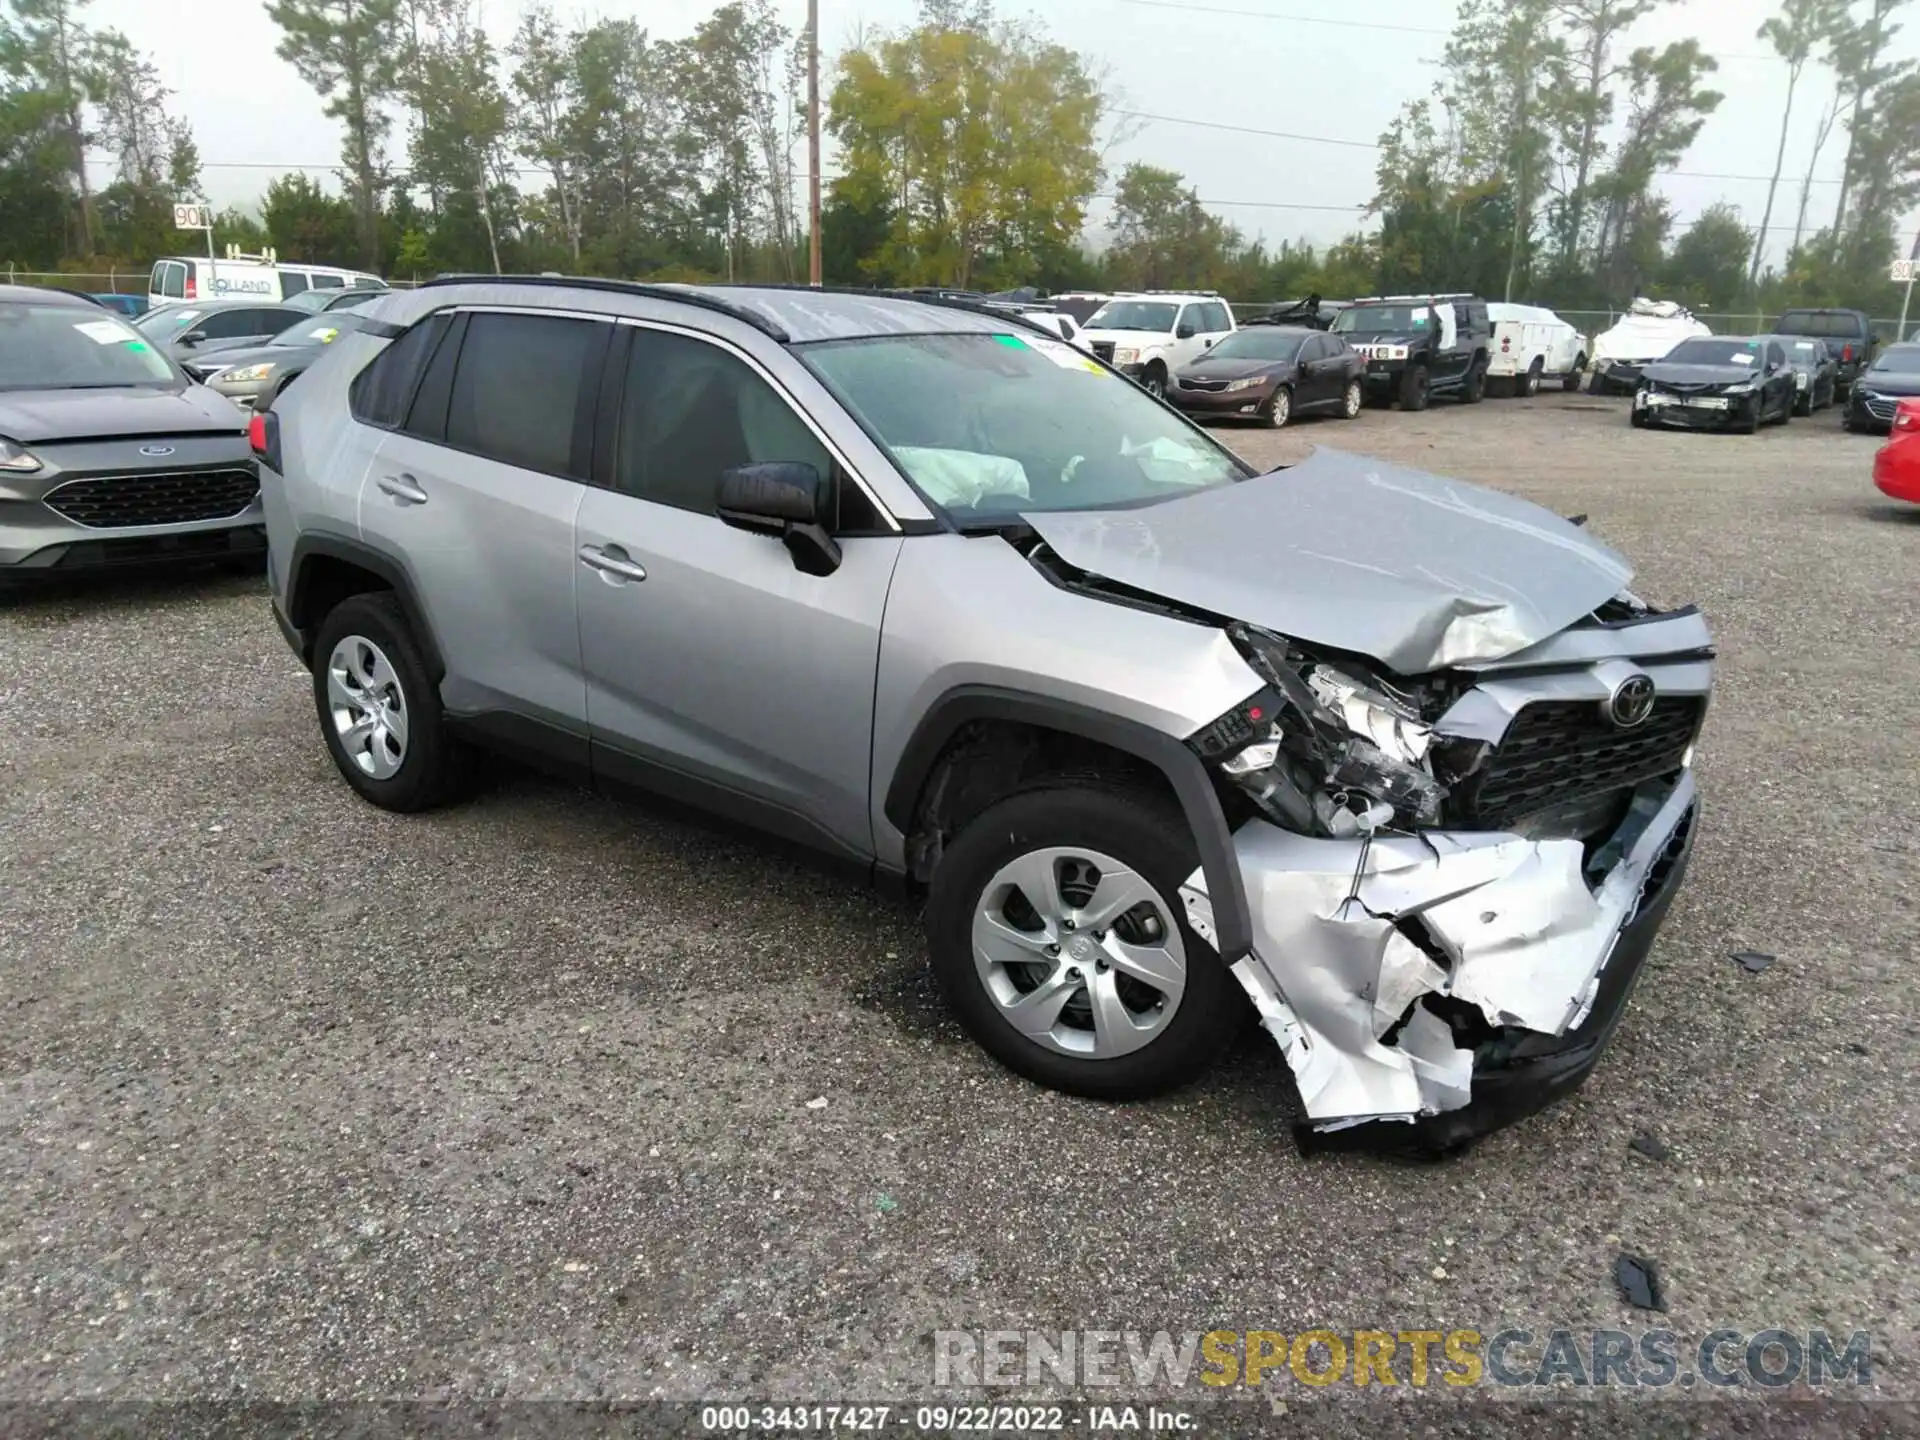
1486, 303, 1588, 396
147, 253, 385, 310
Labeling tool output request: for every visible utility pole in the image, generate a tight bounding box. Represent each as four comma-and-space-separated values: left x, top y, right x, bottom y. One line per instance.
807, 0, 822, 286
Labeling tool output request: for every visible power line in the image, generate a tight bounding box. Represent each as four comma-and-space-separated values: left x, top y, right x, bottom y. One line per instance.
1110, 0, 1780, 61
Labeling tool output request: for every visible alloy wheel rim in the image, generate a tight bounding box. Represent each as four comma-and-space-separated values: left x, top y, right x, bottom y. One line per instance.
970, 846, 1187, 1058
1344, 381, 1361, 416
1271, 389, 1290, 426
326, 635, 409, 780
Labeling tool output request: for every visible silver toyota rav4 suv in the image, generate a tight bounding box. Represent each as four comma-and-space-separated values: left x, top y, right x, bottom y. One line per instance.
258, 277, 1712, 1155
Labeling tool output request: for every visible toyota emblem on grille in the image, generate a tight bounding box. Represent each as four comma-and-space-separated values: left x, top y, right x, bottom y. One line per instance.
1605, 673, 1657, 729
138, 444, 175, 457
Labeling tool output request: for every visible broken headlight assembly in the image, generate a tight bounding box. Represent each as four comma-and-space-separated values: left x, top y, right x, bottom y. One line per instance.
1189, 624, 1460, 838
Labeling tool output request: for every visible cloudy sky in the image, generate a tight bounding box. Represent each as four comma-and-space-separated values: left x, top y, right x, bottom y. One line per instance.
90, 0, 1920, 273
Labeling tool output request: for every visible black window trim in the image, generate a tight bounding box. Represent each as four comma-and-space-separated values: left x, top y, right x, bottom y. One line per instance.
600, 314, 903, 534
420, 306, 612, 483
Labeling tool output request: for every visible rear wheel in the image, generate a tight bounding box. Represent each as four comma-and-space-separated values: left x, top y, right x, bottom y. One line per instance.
1339, 378, 1362, 419
1141, 364, 1168, 399
311, 593, 469, 812
925, 785, 1240, 1100
1461, 357, 1488, 403
1263, 384, 1292, 429
1521, 360, 1542, 398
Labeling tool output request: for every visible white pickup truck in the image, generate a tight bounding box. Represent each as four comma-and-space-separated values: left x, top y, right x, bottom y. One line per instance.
1486, 303, 1588, 396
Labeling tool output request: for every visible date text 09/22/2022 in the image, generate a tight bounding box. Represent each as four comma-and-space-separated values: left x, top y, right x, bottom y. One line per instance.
700, 1406, 1194, 1432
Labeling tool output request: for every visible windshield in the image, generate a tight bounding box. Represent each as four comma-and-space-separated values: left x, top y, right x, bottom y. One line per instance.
1205, 329, 1308, 362
1663, 338, 1764, 366
1785, 340, 1820, 358
284, 289, 381, 314
0, 303, 178, 390
1870, 345, 1920, 374
1333, 303, 1431, 334
267, 312, 364, 348
1084, 300, 1178, 333
802, 332, 1247, 522
135, 305, 203, 336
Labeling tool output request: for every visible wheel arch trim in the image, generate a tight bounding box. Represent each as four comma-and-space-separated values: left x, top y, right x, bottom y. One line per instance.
285, 533, 447, 682
882, 684, 1253, 962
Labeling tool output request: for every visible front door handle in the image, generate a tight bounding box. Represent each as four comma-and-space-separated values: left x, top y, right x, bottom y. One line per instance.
578, 543, 648, 583
377, 472, 428, 505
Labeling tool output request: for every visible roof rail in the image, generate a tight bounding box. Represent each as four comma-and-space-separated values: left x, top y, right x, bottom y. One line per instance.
417, 272, 792, 342
1350, 292, 1478, 303
701, 281, 1066, 339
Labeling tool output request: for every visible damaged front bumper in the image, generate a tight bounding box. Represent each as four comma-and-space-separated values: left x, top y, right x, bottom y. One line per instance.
1181, 768, 1699, 1156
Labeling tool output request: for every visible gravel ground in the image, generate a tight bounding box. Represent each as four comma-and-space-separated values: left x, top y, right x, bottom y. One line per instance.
2, 392, 1916, 1429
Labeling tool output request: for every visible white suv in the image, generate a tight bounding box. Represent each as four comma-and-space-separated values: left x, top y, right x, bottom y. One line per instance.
1079, 293, 1236, 397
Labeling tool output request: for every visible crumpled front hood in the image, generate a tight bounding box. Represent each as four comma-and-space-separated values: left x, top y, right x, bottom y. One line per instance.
1022, 447, 1633, 674
0, 385, 244, 442
1640, 362, 1757, 387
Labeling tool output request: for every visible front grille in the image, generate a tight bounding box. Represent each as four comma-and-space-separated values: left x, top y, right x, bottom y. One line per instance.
44, 467, 259, 529
1454, 697, 1704, 831
1090, 341, 1115, 363
1179, 378, 1228, 392
1862, 392, 1897, 421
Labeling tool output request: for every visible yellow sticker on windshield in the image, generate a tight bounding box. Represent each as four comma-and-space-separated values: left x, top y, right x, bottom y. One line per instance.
308, 326, 339, 343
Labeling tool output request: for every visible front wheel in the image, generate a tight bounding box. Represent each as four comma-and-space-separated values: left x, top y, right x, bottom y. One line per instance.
1399, 364, 1430, 411
1263, 384, 1292, 429
1339, 378, 1362, 419
925, 785, 1240, 1100
1564, 356, 1587, 392
1141, 365, 1168, 399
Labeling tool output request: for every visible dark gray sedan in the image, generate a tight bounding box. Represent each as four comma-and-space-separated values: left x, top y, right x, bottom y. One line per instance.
185, 311, 368, 410
1764, 333, 1840, 415
0, 286, 261, 578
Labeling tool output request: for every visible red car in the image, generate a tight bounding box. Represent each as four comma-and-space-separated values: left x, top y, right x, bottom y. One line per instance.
1873, 397, 1920, 503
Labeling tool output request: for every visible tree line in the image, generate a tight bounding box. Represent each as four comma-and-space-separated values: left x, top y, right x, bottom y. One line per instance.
1, 0, 1914, 319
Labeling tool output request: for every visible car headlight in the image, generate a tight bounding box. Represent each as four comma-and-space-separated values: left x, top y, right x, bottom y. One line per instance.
1385, 344, 1409, 361
1224, 375, 1266, 392
218, 363, 277, 384
0, 436, 42, 472
1724, 381, 1755, 395
1189, 624, 1456, 838
1114, 347, 1140, 365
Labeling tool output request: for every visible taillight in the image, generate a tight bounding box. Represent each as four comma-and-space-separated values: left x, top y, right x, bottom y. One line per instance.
1842, 343, 1854, 363
1501, 336, 1511, 351
184, 276, 196, 300
1895, 400, 1920, 431
248, 409, 282, 472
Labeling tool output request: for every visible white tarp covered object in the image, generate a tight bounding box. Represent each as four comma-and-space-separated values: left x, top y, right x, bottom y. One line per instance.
1592, 298, 1711, 365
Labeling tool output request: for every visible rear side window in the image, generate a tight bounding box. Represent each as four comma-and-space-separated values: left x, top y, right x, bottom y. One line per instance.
200, 307, 284, 339
281, 272, 310, 296
444, 312, 605, 478
311, 274, 344, 289
349, 312, 453, 428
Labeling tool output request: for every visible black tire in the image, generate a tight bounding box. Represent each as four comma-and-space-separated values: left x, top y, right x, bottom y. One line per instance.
1794, 391, 1812, 417
310, 592, 469, 813
1521, 361, 1542, 397
1399, 363, 1430, 411
924, 784, 1241, 1101
1564, 356, 1586, 392
1737, 401, 1761, 435
1338, 378, 1363, 419
1461, 357, 1488, 403
1263, 384, 1292, 429
1629, 407, 1648, 429
1141, 364, 1168, 400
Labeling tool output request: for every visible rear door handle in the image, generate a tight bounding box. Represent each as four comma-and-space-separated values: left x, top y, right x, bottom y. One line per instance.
578, 543, 647, 583
376, 473, 428, 505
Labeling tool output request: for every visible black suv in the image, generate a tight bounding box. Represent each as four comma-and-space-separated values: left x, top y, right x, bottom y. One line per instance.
1331, 293, 1492, 409
1771, 308, 1879, 396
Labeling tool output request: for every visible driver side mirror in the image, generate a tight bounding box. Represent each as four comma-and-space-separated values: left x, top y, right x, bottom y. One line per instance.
716, 461, 842, 577
1175, 323, 1196, 340
178, 329, 207, 347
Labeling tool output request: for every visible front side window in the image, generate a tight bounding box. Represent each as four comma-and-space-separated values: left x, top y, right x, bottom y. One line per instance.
0, 303, 178, 390
616, 329, 834, 516
201, 308, 283, 339
1084, 300, 1178, 333
443, 312, 603, 477
802, 331, 1247, 523
1768, 343, 1787, 368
